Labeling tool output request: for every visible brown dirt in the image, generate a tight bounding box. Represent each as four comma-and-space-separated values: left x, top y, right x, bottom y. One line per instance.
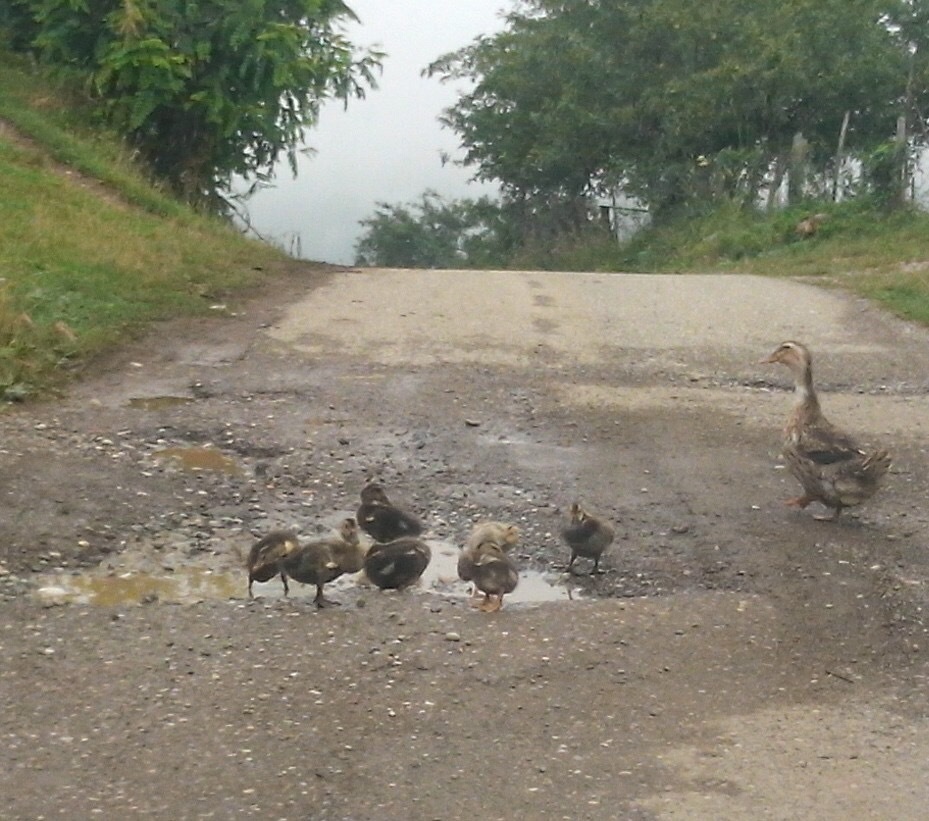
2, 266, 928, 820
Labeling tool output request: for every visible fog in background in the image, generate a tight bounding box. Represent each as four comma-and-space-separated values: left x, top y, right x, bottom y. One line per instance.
241, 1, 508, 265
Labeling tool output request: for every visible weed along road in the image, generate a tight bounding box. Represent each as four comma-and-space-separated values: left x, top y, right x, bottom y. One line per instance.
2, 268, 929, 819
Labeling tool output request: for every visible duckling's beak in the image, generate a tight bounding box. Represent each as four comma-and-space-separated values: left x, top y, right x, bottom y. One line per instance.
758, 351, 779, 364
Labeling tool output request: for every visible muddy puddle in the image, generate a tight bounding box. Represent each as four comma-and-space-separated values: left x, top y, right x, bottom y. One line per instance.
151, 445, 243, 475
34, 539, 582, 609
128, 396, 194, 411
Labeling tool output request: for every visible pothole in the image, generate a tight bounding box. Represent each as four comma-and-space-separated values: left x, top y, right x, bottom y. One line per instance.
33, 539, 583, 608
151, 445, 243, 475
128, 396, 194, 411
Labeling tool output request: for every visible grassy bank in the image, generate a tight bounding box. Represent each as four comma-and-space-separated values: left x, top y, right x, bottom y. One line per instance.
0, 53, 297, 401
530, 198, 929, 325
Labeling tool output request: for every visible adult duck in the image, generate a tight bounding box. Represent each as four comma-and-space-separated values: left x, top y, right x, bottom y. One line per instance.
761, 340, 891, 520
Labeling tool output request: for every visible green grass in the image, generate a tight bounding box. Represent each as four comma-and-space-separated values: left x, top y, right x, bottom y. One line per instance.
538, 198, 929, 324
0, 52, 297, 401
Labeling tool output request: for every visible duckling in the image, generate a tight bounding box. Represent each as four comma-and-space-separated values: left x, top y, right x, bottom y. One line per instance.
561, 502, 614, 574
356, 482, 425, 542
761, 340, 891, 520
458, 539, 519, 612
466, 521, 520, 552
246, 530, 300, 598
363, 537, 431, 590
279, 519, 363, 608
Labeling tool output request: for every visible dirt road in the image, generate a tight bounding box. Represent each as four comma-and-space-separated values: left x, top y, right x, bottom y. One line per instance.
2, 267, 928, 819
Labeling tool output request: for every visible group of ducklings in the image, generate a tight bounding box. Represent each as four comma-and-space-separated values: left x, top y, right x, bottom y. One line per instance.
247, 339, 891, 612
247, 483, 616, 612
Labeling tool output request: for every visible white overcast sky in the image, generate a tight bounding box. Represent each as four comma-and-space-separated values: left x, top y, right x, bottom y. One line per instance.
242, 1, 510, 265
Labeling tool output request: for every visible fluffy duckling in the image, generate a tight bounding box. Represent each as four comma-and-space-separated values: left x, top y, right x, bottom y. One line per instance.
761, 341, 891, 520
458, 536, 519, 613
279, 519, 364, 608
356, 482, 425, 542
561, 502, 615, 574
364, 537, 431, 590
247, 530, 300, 598
466, 521, 520, 553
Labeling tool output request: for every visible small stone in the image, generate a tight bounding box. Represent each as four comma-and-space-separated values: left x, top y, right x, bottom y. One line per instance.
444, 632, 461, 642
36, 586, 70, 607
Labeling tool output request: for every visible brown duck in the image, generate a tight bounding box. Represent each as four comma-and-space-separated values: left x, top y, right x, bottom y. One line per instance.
761, 340, 891, 520
458, 525, 519, 612
561, 503, 614, 574
246, 530, 300, 597
356, 482, 424, 542
279, 519, 365, 607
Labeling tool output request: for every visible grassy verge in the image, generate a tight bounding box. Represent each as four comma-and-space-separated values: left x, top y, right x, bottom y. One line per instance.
535, 198, 929, 325
0, 53, 295, 401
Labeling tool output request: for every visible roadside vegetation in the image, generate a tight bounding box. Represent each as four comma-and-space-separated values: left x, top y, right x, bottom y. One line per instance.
3, 0, 929, 402
0, 54, 294, 401
356, 0, 929, 324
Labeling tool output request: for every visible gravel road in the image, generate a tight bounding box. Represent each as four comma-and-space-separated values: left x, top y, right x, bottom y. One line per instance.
2, 266, 928, 819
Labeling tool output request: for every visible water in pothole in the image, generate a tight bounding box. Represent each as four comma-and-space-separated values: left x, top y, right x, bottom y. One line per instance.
128, 396, 194, 411
34, 539, 583, 608
151, 445, 243, 475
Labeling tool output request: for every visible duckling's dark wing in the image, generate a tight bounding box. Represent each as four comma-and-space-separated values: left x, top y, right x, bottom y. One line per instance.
562, 518, 599, 548
280, 542, 340, 585
365, 540, 431, 588
248, 531, 299, 580
358, 503, 424, 541
475, 556, 519, 596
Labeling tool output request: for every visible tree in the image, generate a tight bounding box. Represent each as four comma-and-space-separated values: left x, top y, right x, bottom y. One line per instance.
354, 192, 511, 268
4, 0, 382, 208
428, 0, 920, 219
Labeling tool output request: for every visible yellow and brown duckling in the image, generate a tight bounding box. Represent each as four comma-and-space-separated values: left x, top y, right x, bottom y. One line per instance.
561, 502, 614, 574
465, 521, 520, 553
356, 482, 425, 542
247, 530, 300, 598
761, 341, 891, 520
279, 519, 364, 608
458, 524, 519, 612
363, 537, 431, 590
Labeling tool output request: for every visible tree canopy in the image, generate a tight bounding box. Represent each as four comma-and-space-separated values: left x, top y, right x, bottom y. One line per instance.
354, 191, 512, 268
3, 0, 382, 208
428, 0, 929, 218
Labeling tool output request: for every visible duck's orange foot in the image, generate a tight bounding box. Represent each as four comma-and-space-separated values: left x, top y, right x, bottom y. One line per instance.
478, 595, 503, 613
784, 496, 813, 509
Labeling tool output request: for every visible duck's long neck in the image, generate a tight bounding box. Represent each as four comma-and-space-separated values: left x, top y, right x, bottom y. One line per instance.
791, 361, 822, 423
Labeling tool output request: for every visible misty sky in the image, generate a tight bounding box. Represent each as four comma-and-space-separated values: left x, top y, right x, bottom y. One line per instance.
242, 1, 509, 265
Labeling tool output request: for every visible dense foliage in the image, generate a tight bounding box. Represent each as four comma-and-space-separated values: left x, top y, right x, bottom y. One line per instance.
428, 0, 929, 221
1, 0, 381, 208
354, 192, 515, 268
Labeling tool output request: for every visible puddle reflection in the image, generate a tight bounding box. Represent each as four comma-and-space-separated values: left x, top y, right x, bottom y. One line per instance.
152, 446, 243, 475
34, 539, 581, 608
128, 396, 194, 411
